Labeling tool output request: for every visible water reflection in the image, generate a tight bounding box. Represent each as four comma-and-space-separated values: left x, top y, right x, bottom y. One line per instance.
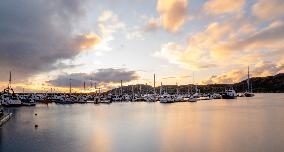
1, 94, 284, 152
89, 124, 112, 152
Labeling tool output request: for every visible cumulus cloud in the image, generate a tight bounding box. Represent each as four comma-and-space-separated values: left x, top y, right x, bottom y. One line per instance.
96, 10, 125, 51
203, 0, 245, 15
47, 68, 139, 88
213, 21, 284, 57
155, 16, 284, 71
0, 0, 100, 81
252, 0, 284, 21
157, 0, 188, 32
202, 61, 284, 84
155, 21, 240, 69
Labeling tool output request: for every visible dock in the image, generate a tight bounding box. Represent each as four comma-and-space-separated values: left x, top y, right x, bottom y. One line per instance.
0, 113, 13, 127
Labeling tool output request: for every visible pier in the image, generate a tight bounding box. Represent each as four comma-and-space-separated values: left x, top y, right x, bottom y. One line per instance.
0, 113, 13, 127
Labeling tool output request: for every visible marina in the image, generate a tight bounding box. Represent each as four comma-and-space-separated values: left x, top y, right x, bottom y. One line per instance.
1, 93, 284, 152
1, 0, 284, 151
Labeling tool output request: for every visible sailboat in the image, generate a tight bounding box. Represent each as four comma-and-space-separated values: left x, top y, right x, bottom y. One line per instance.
244, 66, 255, 97
58, 78, 75, 104
189, 72, 198, 102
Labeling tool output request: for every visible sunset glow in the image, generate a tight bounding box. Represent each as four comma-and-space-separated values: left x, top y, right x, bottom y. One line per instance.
0, 0, 283, 92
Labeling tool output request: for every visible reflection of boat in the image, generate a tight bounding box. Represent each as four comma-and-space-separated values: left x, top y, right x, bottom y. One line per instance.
221, 89, 237, 99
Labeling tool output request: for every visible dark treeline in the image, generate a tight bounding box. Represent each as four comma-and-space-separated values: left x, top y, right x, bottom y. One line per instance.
107, 73, 284, 94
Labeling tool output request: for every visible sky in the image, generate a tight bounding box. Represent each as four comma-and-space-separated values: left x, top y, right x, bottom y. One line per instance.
0, 0, 284, 93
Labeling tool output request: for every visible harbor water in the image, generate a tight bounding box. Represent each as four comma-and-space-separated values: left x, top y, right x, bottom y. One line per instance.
1, 94, 284, 152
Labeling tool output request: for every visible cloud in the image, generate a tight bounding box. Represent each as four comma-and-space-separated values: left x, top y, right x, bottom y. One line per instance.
155, 42, 217, 70
213, 21, 284, 57
157, 0, 188, 32
155, 15, 284, 71
253, 61, 284, 77
202, 61, 284, 84
0, 0, 100, 81
126, 30, 144, 40
144, 18, 160, 32
76, 33, 101, 50
96, 10, 125, 52
203, 0, 245, 15
47, 68, 139, 88
98, 10, 125, 36
154, 21, 237, 70
252, 0, 284, 21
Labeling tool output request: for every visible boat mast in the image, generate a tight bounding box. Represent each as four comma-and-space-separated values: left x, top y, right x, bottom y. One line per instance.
139, 84, 142, 96
120, 80, 123, 95
193, 72, 197, 93
83, 81, 86, 92
95, 82, 97, 95
187, 84, 190, 95
8, 71, 12, 88
160, 82, 163, 95
176, 82, 179, 95
247, 66, 250, 92
69, 78, 71, 96
153, 74, 156, 95
131, 85, 134, 98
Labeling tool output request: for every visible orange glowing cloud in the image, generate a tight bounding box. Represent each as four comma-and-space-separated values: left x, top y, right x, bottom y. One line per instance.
156, 16, 284, 73
252, 0, 284, 21
76, 33, 101, 50
203, 0, 245, 15
202, 61, 284, 84
157, 0, 188, 32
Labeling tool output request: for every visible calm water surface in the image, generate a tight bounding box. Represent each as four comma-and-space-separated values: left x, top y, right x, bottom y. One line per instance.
1, 94, 284, 152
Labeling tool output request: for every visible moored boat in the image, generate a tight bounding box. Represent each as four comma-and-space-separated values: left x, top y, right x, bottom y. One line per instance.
221, 89, 237, 99
188, 96, 198, 102
1, 71, 22, 107
244, 92, 255, 97
159, 94, 174, 103
1, 87, 22, 107
99, 97, 112, 104
19, 95, 36, 106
